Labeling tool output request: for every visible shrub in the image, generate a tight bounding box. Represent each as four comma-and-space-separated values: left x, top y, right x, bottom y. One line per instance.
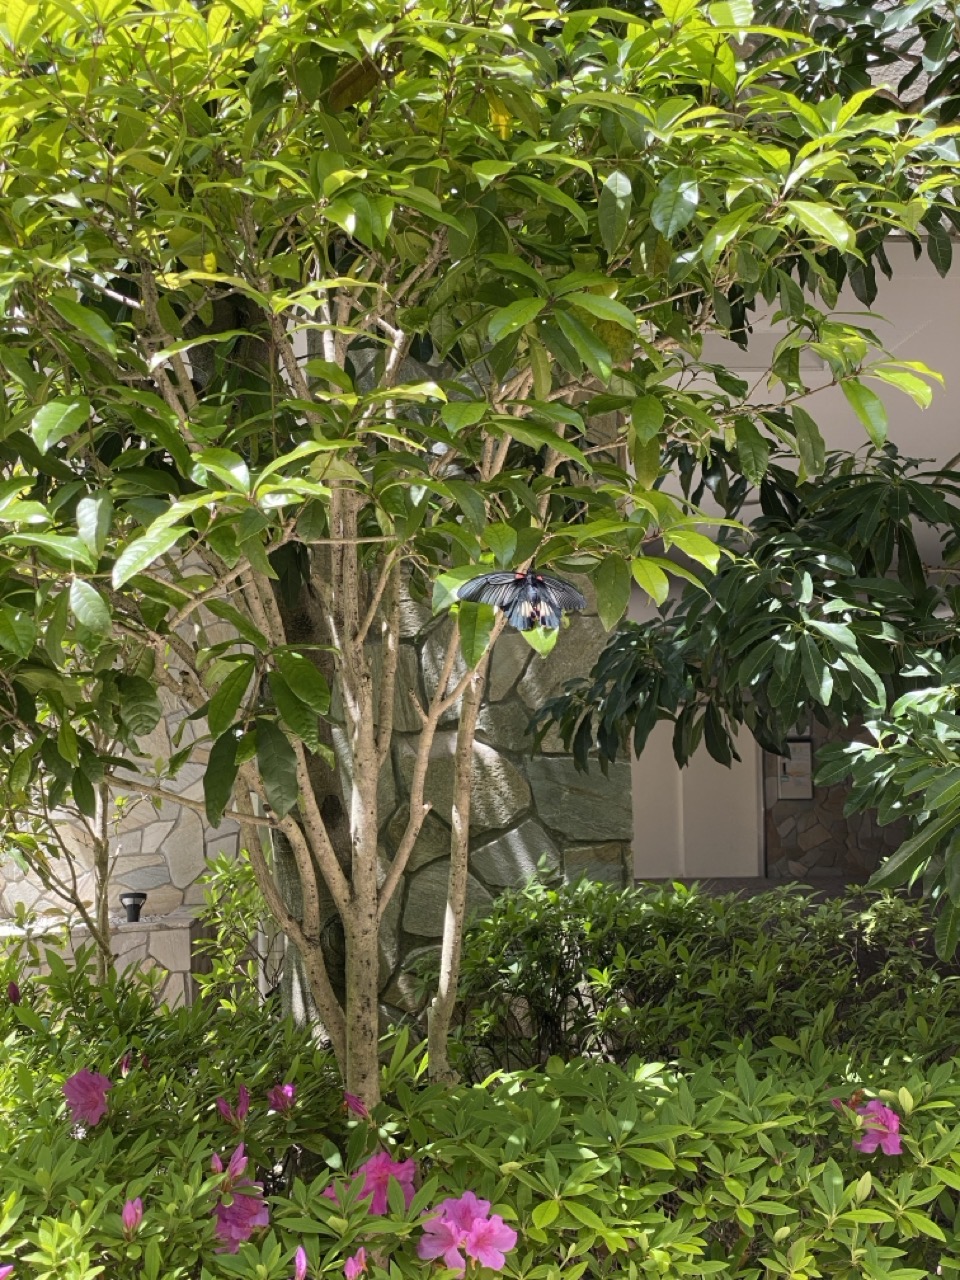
6, 954, 960, 1280
445, 879, 960, 1076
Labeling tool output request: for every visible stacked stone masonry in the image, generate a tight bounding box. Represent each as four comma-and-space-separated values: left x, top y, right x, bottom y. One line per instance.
0, 576, 632, 1013
763, 719, 907, 881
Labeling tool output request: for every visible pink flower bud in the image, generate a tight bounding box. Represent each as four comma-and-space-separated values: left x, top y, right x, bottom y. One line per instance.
0, 1265, 14, 1280
344, 1248, 367, 1280
226, 1143, 248, 1182
237, 1084, 250, 1123
211, 1152, 224, 1174
121, 1197, 143, 1237
119, 1052, 132, 1078
267, 1082, 297, 1114
6, 982, 20, 1006
344, 1092, 369, 1119
294, 1245, 308, 1280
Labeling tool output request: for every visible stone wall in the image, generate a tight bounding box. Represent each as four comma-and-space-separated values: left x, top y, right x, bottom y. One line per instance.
0, 580, 632, 1010
353, 579, 633, 1010
0, 690, 240, 923
763, 720, 908, 881
2, 905, 204, 1008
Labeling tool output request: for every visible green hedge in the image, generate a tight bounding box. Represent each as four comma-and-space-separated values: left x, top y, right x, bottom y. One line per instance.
447, 880, 960, 1075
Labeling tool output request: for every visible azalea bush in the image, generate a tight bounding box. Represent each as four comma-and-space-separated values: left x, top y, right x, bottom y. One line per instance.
442, 880, 960, 1075
7, 947, 960, 1280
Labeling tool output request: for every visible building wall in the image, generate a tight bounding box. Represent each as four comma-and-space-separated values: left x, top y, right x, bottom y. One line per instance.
763, 721, 909, 882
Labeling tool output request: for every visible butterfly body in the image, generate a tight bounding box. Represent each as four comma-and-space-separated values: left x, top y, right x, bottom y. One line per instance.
456, 568, 587, 631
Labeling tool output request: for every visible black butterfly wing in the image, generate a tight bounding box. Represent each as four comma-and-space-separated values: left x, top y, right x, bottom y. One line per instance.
456, 572, 523, 610
536, 574, 587, 613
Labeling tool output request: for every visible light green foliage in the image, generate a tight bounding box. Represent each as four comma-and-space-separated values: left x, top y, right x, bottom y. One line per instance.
6, 934, 960, 1278
0, 934, 341, 1279
0, 0, 951, 821
445, 879, 960, 1075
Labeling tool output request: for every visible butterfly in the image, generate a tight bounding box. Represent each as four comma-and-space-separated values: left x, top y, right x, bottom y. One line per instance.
456, 568, 587, 631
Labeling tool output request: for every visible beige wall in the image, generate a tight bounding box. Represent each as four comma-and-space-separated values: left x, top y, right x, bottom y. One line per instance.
631, 239, 960, 879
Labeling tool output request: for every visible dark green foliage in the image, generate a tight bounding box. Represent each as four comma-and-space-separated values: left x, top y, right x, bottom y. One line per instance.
536, 450, 960, 771
444, 879, 960, 1077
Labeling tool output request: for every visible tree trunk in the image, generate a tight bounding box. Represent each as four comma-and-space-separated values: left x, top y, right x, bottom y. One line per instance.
427, 668, 486, 1082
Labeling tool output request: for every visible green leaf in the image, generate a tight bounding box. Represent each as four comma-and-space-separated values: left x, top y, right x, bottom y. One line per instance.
513, 176, 589, 231
733, 419, 769, 486
205, 599, 270, 651
784, 201, 855, 253
204, 732, 239, 827
532, 1201, 560, 1229
273, 652, 331, 716
594, 557, 631, 631
800, 633, 829, 704
49, 296, 117, 355
113, 525, 189, 588
487, 298, 546, 344
459, 601, 496, 667
936, 901, 960, 960
665, 529, 721, 573
31, 398, 90, 453
270, 673, 322, 752
208, 660, 255, 739
76, 492, 113, 561
433, 566, 481, 615
521, 625, 559, 656
566, 291, 636, 333
118, 675, 163, 736
842, 379, 888, 447
632, 558, 670, 605
631, 396, 665, 444
72, 767, 96, 818
485, 522, 517, 567
870, 809, 960, 889
0, 609, 36, 658
925, 768, 960, 812
709, 0, 754, 24
68, 580, 112, 636
257, 720, 300, 817
554, 310, 612, 382
792, 406, 825, 479
598, 170, 632, 256
441, 401, 486, 433
650, 169, 699, 239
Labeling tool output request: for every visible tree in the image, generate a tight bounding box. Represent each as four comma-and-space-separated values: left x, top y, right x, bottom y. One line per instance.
0, 0, 953, 1100
537, 450, 960, 770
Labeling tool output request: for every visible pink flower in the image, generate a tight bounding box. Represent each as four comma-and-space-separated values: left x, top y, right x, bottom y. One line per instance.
268, 1083, 297, 1114
0, 1266, 14, 1279
213, 1183, 270, 1253
216, 1085, 250, 1127
344, 1247, 367, 1280
121, 1198, 143, 1237
324, 1153, 416, 1216
63, 1069, 112, 1126
294, 1245, 308, 1280
464, 1215, 517, 1269
212, 1143, 268, 1253
418, 1192, 517, 1275
358, 1152, 416, 1214
344, 1092, 369, 1119
7, 982, 20, 1005
854, 1100, 903, 1156
434, 1192, 491, 1231
419, 1215, 468, 1272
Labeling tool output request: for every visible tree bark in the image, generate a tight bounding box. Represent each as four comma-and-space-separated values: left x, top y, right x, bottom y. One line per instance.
427, 666, 486, 1082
